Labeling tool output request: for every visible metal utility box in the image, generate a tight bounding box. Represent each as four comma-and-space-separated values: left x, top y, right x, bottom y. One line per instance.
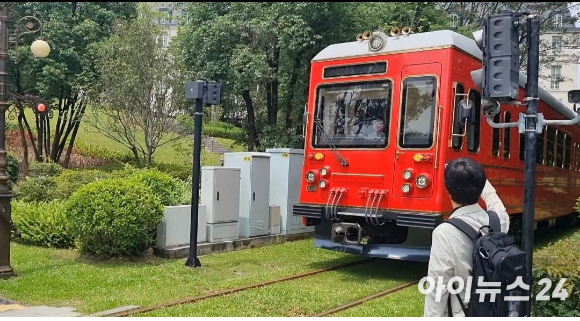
266, 148, 314, 234
269, 205, 281, 235
200, 166, 241, 223
156, 205, 207, 248
223, 152, 271, 237
207, 221, 238, 243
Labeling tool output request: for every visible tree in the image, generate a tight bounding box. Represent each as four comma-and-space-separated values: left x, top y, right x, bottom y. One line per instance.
7, 2, 138, 169
87, 8, 188, 166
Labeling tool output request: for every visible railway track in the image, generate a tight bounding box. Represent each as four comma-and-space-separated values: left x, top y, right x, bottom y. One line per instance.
106, 258, 374, 317
311, 279, 421, 317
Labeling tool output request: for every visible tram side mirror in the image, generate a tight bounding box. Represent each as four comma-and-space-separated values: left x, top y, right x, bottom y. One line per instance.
457, 99, 473, 127
482, 98, 500, 117
303, 112, 308, 124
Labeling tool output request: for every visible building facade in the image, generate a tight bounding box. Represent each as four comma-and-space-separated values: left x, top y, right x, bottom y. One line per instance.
538, 10, 580, 110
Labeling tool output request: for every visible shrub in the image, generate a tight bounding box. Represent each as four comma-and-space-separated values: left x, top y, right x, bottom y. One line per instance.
153, 162, 191, 181
66, 178, 164, 257
52, 169, 113, 200
15, 176, 57, 203
12, 200, 75, 248
6, 152, 19, 188
532, 232, 580, 316
74, 141, 134, 163
129, 168, 182, 206
176, 114, 244, 141
28, 161, 63, 178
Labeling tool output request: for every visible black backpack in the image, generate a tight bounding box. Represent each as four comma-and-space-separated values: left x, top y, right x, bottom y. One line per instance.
444, 210, 527, 317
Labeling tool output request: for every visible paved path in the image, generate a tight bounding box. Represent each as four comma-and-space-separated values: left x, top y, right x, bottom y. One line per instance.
0, 298, 81, 317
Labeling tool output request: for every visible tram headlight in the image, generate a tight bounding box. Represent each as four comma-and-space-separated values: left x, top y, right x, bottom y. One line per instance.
369, 35, 385, 51
402, 183, 412, 194
319, 180, 327, 189
416, 174, 429, 189
320, 166, 331, 177
402, 169, 413, 181
306, 170, 317, 183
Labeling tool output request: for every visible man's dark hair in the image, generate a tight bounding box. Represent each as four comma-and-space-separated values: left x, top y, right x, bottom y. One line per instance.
444, 158, 487, 205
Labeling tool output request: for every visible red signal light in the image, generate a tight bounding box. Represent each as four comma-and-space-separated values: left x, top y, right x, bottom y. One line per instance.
37, 103, 46, 112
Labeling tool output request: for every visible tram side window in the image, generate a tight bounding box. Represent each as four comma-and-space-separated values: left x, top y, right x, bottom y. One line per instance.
537, 131, 545, 165
556, 130, 564, 168
452, 83, 465, 150
467, 90, 481, 153
546, 127, 555, 166
565, 135, 572, 169
503, 112, 511, 159
493, 114, 500, 157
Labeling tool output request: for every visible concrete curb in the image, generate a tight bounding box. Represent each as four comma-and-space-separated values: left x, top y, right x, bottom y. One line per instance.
153, 231, 314, 259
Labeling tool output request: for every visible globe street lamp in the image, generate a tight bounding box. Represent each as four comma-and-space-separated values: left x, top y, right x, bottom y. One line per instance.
0, 3, 50, 279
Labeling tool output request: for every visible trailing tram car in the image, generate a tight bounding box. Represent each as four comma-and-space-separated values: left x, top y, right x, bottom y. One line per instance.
291, 27, 580, 262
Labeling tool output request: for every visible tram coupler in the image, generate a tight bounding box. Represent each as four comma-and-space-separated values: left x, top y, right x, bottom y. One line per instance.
331, 222, 363, 245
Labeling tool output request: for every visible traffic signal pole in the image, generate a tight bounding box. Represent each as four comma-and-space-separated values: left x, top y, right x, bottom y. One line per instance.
522, 15, 540, 317
184, 80, 222, 269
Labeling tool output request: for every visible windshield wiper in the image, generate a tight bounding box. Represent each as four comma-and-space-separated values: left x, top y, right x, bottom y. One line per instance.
314, 119, 349, 167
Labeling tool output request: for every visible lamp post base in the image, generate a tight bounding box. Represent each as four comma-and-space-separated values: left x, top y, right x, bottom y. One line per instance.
0, 265, 14, 279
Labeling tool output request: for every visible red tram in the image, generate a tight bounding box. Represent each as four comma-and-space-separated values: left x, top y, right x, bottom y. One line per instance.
292, 27, 580, 262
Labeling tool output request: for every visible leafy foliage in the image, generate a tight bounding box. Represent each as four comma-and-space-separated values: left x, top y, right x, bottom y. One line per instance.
12, 200, 75, 248
6, 152, 20, 188
128, 168, 183, 206
8, 2, 138, 167
27, 161, 64, 178
15, 176, 57, 203
532, 228, 580, 316
65, 178, 164, 257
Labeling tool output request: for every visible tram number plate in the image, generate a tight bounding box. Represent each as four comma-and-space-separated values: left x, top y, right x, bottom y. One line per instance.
307, 186, 318, 192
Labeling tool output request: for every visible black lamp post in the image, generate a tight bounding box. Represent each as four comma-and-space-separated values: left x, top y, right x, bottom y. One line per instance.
0, 3, 50, 279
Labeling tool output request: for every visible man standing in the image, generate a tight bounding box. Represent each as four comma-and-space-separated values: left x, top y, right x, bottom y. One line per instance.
424, 158, 511, 317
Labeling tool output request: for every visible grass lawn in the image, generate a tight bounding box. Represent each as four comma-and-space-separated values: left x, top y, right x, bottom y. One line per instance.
0, 239, 362, 315
7, 107, 243, 166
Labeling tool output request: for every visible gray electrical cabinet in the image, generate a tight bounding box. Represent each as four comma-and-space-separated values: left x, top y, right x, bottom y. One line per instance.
266, 148, 314, 234
223, 152, 271, 237
200, 166, 240, 242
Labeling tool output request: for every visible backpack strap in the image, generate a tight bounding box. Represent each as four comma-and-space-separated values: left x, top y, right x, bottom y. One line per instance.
486, 210, 501, 233
445, 218, 479, 242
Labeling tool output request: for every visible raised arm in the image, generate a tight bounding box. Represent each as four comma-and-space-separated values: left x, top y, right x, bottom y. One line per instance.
481, 179, 510, 232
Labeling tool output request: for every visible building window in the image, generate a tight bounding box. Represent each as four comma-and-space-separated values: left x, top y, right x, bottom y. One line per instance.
162, 33, 170, 47
552, 36, 563, 53
550, 66, 562, 89
553, 14, 563, 28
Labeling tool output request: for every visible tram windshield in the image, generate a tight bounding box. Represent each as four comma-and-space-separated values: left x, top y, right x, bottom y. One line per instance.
313, 80, 392, 148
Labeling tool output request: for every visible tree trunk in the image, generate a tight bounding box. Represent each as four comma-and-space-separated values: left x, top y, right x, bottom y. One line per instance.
241, 89, 257, 151
21, 110, 40, 162
62, 101, 86, 168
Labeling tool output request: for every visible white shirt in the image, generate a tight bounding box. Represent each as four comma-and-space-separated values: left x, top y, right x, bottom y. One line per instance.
423, 180, 510, 317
